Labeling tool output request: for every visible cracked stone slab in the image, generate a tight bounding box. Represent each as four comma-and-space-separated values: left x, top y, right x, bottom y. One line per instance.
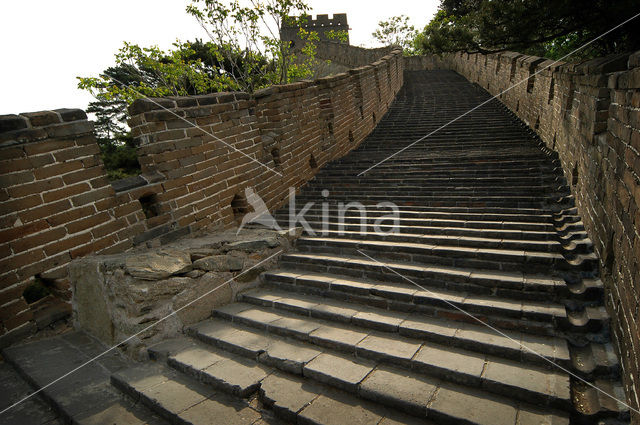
309, 325, 369, 352
259, 372, 320, 423
359, 366, 439, 417
298, 394, 383, 425
199, 357, 273, 397
355, 333, 422, 366
303, 353, 374, 392
258, 339, 322, 374
427, 383, 518, 425
412, 343, 486, 386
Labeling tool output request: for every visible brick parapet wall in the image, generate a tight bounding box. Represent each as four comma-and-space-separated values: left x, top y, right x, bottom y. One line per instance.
0, 110, 155, 344
313, 41, 395, 69
403, 55, 446, 71
409, 50, 640, 415
0, 48, 403, 346
128, 49, 404, 236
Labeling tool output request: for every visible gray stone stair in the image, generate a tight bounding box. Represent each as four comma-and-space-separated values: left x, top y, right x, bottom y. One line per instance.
146, 333, 570, 425
1, 69, 629, 425
1, 331, 168, 425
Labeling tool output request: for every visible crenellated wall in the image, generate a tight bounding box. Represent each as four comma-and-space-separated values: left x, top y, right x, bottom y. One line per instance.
0, 48, 403, 347
409, 49, 640, 414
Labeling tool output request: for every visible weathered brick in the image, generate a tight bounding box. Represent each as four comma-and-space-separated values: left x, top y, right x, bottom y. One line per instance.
0, 194, 42, 216
34, 160, 83, 180
43, 182, 91, 203
19, 199, 71, 223
43, 232, 92, 256
11, 227, 67, 253
64, 211, 110, 234
70, 186, 113, 207
47, 205, 96, 227
0, 249, 45, 275
9, 177, 64, 199
52, 144, 100, 162
0, 170, 35, 188
0, 219, 49, 244
2, 309, 33, 331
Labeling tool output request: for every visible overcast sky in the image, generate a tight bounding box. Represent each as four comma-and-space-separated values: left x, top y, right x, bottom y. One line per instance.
0, 0, 439, 116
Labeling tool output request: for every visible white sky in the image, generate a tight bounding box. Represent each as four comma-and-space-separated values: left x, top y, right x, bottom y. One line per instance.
0, 0, 439, 115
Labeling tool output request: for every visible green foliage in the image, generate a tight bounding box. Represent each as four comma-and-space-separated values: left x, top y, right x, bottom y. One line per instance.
78, 41, 240, 105
78, 40, 244, 180
79, 0, 320, 180
326, 29, 348, 43
99, 133, 141, 180
416, 0, 640, 59
186, 0, 317, 87
372, 15, 419, 55
287, 28, 321, 81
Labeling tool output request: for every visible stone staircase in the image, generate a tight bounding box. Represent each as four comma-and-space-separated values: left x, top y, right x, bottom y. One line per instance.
2, 70, 630, 424
114, 70, 629, 424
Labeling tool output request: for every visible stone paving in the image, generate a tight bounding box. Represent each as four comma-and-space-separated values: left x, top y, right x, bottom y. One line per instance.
0, 70, 631, 424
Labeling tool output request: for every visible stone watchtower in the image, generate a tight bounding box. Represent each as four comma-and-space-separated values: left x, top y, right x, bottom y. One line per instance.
280, 13, 350, 49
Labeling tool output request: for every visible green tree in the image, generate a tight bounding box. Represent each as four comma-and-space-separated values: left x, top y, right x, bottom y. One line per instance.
372, 15, 419, 55
78, 40, 241, 179
78, 1, 322, 180
416, 0, 640, 59
186, 0, 319, 88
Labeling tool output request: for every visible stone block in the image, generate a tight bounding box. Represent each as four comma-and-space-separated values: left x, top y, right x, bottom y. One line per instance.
303, 353, 374, 392
125, 249, 192, 280
359, 366, 438, 416
193, 255, 244, 272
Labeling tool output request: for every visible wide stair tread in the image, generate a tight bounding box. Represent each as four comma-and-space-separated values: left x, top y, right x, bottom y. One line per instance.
178, 322, 575, 425
180, 313, 631, 424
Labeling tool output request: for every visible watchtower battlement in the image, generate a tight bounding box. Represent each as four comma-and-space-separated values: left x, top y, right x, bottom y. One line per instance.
280, 13, 350, 47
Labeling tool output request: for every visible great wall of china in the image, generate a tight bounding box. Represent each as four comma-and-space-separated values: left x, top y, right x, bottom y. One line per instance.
1, 32, 640, 419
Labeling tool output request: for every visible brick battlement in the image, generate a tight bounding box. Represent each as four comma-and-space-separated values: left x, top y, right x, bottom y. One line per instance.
0, 48, 403, 346
294, 13, 348, 28
281, 13, 350, 46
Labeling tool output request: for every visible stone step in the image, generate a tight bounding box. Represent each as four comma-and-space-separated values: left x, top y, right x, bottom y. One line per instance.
0, 362, 64, 425
317, 168, 560, 179
274, 214, 581, 235
147, 337, 439, 425
205, 301, 569, 371
295, 228, 592, 255
310, 175, 562, 185
186, 317, 578, 417
294, 236, 599, 274
238, 286, 617, 375
278, 253, 602, 306
258, 273, 610, 335
1, 331, 168, 425
291, 194, 552, 209
325, 157, 557, 168
293, 220, 580, 243
303, 184, 565, 195
318, 166, 560, 178
263, 267, 603, 305
289, 230, 589, 250
111, 363, 266, 425
274, 208, 581, 230
275, 254, 608, 334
